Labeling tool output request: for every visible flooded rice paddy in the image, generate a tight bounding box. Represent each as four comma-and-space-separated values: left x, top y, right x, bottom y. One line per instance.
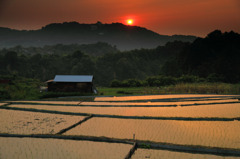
1, 94, 240, 158
10, 98, 239, 106
0, 137, 131, 159
0, 103, 7, 106
65, 118, 240, 149
0, 109, 84, 134
9, 103, 240, 118
94, 94, 240, 101
132, 149, 238, 159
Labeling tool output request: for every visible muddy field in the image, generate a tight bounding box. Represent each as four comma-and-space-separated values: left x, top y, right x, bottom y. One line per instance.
0, 94, 240, 158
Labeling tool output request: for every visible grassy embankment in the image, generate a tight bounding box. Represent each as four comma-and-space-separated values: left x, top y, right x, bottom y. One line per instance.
98, 83, 240, 96
1, 76, 239, 100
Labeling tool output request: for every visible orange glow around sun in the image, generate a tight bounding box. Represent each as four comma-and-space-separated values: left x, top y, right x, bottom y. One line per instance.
127, 19, 133, 25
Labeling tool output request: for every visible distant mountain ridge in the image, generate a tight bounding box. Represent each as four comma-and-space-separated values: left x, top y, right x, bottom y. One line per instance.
0, 21, 197, 50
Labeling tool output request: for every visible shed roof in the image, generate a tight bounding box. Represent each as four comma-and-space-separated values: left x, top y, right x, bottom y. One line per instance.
53, 75, 93, 83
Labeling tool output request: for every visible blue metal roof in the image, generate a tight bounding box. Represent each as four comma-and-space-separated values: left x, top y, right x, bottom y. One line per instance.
53, 75, 93, 83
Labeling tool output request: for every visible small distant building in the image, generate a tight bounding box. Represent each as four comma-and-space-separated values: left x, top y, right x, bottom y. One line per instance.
47, 75, 96, 93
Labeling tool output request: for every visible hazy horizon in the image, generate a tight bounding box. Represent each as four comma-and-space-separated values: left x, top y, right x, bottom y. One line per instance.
0, 0, 239, 37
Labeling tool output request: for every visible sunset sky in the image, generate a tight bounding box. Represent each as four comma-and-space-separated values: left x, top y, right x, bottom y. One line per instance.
0, 0, 239, 37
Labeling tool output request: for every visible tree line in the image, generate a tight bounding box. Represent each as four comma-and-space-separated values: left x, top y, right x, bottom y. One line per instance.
110, 75, 222, 87
161, 30, 240, 83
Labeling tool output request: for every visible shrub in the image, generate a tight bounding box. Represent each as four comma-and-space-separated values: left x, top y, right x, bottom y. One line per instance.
110, 79, 142, 87
0, 88, 11, 100
124, 79, 142, 87
146, 76, 176, 86
206, 73, 224, 82
177, 75, 203, 83
110, 79, 122, 87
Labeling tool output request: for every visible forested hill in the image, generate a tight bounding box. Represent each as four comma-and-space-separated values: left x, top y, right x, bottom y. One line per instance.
0, 30, 239, 86
0, 21, 196, 50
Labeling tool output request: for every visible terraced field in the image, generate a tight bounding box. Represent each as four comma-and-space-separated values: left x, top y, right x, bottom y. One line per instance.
0, 94, 240, 158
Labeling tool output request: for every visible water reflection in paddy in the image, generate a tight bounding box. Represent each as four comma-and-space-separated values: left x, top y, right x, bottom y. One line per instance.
0, 109, 84, 134
0, 103, 7, 106
81, 99, 238, 106
7, 99, 239, 106
94, 94, 240, 101
0, 137, 131, 159
132, 149, 238, 159
10, 103, 240, 118
65, 118, 240, 149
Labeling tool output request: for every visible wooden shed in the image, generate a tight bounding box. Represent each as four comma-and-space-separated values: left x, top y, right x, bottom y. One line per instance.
47, 75, 95, 93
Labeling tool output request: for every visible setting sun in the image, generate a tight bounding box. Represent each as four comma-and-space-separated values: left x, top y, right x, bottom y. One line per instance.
127, 19, 133, 25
